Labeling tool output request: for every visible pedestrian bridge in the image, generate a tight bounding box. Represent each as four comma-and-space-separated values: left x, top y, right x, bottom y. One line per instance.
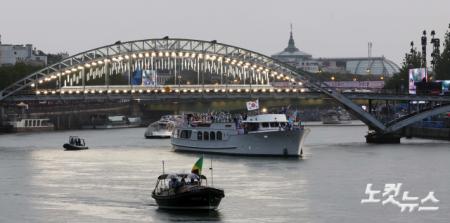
1, 38, 449, 138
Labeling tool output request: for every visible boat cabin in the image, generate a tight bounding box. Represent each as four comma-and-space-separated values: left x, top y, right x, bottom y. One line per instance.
153, 174, 208, 196
242, 114, 289, 133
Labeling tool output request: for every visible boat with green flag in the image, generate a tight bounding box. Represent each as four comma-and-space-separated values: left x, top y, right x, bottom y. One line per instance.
152, 157, 225, 210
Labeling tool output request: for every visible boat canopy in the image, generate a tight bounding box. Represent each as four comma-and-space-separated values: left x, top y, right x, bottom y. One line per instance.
242, 114, 288, 123
157, 173, 207, 180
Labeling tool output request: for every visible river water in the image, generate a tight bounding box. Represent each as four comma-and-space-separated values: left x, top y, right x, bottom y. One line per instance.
0, 124, 449, 222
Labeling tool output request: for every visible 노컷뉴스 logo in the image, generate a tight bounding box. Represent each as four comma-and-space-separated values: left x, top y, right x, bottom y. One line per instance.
361, 183, 439, 212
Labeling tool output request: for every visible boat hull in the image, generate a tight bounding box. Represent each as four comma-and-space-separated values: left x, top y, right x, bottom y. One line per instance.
63, 144, 89, 150
145, 131, 172, 139
172, 129, 308, 156
152, 187, 224, 210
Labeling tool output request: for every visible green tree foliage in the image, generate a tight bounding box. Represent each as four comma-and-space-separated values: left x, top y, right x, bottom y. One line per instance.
384, 46, 423, 92
434, 24, 450, 80
0, 63, 43, 90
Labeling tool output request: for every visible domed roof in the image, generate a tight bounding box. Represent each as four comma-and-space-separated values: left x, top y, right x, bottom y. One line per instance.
345, 57, 400, 76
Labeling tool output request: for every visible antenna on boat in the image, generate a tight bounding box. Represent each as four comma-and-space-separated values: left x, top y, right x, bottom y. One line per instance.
162, 160, 165, 174
209, 159, 213, 186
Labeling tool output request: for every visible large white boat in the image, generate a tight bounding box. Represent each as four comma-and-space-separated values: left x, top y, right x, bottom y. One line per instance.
8, 118, 55, 132
171, 114, 309, 156
145, 116, 179, 138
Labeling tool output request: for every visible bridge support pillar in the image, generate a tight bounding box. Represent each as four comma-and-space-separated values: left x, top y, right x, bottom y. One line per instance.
365, 132, 401, 144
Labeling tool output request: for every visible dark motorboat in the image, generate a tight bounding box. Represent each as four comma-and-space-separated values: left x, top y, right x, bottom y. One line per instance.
152, 173, 224, 210
63, 136, 88, 150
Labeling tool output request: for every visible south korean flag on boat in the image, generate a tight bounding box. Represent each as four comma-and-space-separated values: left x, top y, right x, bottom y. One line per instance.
246, 99, 259, 111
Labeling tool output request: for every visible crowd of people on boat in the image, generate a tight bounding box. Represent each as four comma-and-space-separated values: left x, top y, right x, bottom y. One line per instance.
168, 174, 201, 190
69, 137, 85, 146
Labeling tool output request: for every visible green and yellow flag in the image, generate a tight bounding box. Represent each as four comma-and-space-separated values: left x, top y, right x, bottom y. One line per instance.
191, 156, 203, 175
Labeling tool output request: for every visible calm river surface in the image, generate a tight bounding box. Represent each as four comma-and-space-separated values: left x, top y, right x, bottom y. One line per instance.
1, 124, 449, 222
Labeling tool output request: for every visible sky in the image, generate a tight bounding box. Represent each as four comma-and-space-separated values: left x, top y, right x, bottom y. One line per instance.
0, 0, 449, 65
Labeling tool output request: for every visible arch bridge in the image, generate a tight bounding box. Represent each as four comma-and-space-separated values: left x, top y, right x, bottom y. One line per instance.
1, 38, 449, 140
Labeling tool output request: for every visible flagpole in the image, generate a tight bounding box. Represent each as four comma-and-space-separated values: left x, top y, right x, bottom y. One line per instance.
209, 159, 214, 187
162, 160, 165, 175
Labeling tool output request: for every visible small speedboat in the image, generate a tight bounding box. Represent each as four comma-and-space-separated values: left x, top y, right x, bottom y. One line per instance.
63, 136, 88, 150
152, 173, 224, 210
152, 157, 224, 210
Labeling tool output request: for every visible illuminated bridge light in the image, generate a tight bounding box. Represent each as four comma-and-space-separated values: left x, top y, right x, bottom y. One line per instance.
71, 68, 77, 72
285, 89, 290, 93
146, 89, 151, 93
124, 55, 130, 60
298, 82, 303, 86
38, 80, 43, 84
214, 89, 218, 93
51, 91, 56, 94
205, 89, 210, 93
115, 90, 120, 93
252, 89, 258, 93
68, 90, 73, 94
221, 89, 226, 93
138, 89, 143, 93
31, 83, 35, 87
91, 90, 96, 94
107, 90, 112, 94
98, 90, 103, 94
277, 89, 282, 93
132, 54, 137, 58
161, 89, 166, 93
292, 89, 298, 92
300, 88, 305, 93
190, 89, 195, 93
228, 89, 233, 93
237, 89, 241, 93
36, 91, 40, 95
145, 52, 149, 57
183, 89, 188, 93
175, 89, 180, 93
75, 90, 80, 94
269, 89, 274, 93
131, 89, 136, 93
60, 90, 65, 94
84, 90, 89, 94
198, 89, 203, 93
43, 90, 48, 95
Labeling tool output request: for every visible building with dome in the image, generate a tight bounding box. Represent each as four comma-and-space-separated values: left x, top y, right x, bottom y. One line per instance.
272, 27, 400, 77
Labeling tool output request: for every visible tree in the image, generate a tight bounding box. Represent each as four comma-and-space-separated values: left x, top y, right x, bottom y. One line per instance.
384, 44, 423, 92
434, 24, 450, 80
0, 63, 43, 90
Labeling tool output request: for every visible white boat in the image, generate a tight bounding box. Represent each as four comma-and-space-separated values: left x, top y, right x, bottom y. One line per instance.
7, 118, 54, 132
145, 119, 176, 138
171, 114, 309, 156
321, 109, 351, 124
83, 115, 142, 129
